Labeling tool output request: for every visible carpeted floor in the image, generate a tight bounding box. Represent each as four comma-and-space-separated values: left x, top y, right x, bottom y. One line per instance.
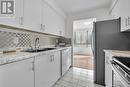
73, 54, 93, 70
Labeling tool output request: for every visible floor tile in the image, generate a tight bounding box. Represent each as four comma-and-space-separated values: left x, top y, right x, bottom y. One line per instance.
53, 67, 104, 87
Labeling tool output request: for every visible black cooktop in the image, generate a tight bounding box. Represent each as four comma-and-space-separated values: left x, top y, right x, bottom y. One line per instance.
114, 56, 130, 69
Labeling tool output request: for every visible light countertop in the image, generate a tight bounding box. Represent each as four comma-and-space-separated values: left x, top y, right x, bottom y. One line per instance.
104, 50, 130, 57
0, 46, 72, 65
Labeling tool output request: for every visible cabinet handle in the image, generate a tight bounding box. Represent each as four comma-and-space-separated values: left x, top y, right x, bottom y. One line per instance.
40, 24, 42, 30
126, 18, 127, 26
50, 55, 53, 62
53, 55, 54, 61
128, 17, 130, 26
59, 31, 62, 35
32, 62, 34, 71
126, 17, 129, 26
43, 25, 45, 31
41, 24, 45, 31
20, 17, 23, 25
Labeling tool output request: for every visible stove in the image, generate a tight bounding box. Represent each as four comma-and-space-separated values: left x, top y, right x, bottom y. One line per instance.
111, 56, 130, 87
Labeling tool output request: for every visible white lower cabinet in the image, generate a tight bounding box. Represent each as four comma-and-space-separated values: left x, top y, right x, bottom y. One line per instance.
105, 52, 113, 87
35, 53, 51, 87
0, 50, 61, 87
62, 47, 72, 75
0, 58, 34, 87
35, 51, 61, 87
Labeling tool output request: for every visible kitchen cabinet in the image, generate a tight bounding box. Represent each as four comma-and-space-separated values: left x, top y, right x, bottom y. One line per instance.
41, 1, 46, 32
105, 51, 113, 87
43, 2, 59, 35
58, 16, 66, 36
35, 53, 51, 87
35, 51, 61, 87
0, 0, 66, 36
0, 58, 34, 87
23, 0, 42, 32
62, 47, 72, 75
49, 51, 61, 85
0, 0, 24, 28
42, 1, 66, 36
120, 0, 130, 32
111, 0, 130, 32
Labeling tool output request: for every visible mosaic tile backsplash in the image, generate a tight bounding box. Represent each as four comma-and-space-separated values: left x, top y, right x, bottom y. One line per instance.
0, 27, 57, 50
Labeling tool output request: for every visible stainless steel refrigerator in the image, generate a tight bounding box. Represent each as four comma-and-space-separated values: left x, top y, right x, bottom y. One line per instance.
92, 18, 130, 85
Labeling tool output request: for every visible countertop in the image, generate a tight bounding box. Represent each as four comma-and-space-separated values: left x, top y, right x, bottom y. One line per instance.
0, 46, 72, 65
104, 50, 130, 57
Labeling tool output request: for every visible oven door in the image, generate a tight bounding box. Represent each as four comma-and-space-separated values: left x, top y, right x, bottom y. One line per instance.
112, 64, 130, 87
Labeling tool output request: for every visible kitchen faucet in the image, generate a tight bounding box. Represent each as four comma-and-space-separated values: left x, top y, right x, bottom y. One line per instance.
35, 37, 40, 50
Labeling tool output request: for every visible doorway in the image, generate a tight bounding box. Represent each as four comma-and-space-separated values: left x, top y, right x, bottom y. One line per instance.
73, 18, 96, 79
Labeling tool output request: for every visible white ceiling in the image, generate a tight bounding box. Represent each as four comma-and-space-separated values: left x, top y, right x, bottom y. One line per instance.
53, 0, 112, 14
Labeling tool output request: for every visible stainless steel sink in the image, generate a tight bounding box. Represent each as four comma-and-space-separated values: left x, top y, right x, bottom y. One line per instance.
23, 48, 56, 53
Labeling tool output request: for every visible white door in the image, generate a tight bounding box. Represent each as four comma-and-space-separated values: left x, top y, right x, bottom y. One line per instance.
0, 58, 34, 87
0, 0, 24, 28
35, 53, 51, 87
23, 0, 42, 31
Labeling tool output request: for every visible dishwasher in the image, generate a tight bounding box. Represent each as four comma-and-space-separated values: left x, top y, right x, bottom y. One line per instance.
61, 47, 72, 76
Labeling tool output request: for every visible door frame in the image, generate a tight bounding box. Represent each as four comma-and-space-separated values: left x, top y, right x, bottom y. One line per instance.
71, 18, 96, 82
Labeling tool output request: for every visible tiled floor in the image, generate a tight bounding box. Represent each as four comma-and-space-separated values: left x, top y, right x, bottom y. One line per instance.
53, 67, 104, 87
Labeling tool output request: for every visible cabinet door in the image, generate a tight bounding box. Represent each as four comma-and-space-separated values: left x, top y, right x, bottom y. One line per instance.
51, 51, 61, 83
105, 53, 113, 87
35, 51, 61, 87
41, 1, 46, 32
44, 2, 59, 35
47, 51, 61, 86
117, 0, 130, 31
35, 54, 51, 87
58, 16, 66, 36
0, 0, 24, 27
0, 58, 34, 87
67, 48, 72, 68
23, 0, 42, 31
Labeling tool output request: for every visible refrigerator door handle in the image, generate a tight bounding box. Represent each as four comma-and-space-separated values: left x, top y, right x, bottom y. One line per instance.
91, 22, 95, 56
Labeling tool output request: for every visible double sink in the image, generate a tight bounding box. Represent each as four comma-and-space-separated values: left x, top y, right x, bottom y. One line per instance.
23, 48, 56, 53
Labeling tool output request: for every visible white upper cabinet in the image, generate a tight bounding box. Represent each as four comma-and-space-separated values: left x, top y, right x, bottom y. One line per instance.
41, 1, 66, 36
0, 0, 66, 37
0, 0, 24, 27
112, 0, 130, 32
43, 2, 59, 35
23, 0, 42, 32
58, 16, 66, 36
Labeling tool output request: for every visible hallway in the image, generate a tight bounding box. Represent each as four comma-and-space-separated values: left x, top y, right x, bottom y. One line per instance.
73, 55, 93, 70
